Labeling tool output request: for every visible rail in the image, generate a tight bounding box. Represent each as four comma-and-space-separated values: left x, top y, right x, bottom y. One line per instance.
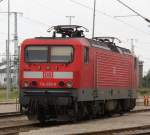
0, 111, 22, 118
0, 108, 150, 135
76, 125, 150, 135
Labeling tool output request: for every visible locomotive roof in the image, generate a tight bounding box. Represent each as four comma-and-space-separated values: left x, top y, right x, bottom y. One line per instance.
88, 38, 131, 55
21, 37, 91, 48
22, 37, 131, 55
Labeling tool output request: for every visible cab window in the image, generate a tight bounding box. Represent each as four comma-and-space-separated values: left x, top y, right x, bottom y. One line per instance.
25, 46, 48, 62
25, 45, 73, 63
134, 57, 137, 69
50, 46, 73, 63
84, 47, 89, 64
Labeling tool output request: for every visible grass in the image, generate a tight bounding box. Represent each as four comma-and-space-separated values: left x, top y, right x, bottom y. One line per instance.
0, 89, 19, 102
0, 88, 149, 102
138, 88, 150, 96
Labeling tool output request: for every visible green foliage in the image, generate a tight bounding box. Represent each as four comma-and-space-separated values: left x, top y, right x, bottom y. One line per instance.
138, 88, 150, 96
0, 89, 19, 102
143, 70, 150, 88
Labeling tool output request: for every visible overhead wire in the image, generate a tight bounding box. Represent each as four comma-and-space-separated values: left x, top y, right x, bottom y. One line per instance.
0, 31, 14, 36
0, 0, 4, 3
32, 0, 64, 17
18, 0, 64, 31
0, 32, 7, 35
138, 41, 150, 45
22, 16, 50, 27
116, 0, 150, 23
69, 0, 150, 36
144, 57, 150, 60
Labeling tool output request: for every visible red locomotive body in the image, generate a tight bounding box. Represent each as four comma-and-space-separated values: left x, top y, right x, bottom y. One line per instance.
19, 25, 138, 122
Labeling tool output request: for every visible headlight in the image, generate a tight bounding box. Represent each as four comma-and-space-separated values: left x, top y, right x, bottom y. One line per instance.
59, 81, 65, 87
24, 81, 29, 87
66, 81, 73, 88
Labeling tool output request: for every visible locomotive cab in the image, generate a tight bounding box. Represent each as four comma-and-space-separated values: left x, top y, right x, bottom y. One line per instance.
19, 25, 91, 121
23, 45, 75, 89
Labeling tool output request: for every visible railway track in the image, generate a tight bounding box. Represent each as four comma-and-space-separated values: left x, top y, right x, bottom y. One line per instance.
0, 108, 150, 135
0, 112, 63, 135
0, 112, 33, 135
130, 108, 150, 113
0, 121, 38, 135
0, 112, 22, 118
0, 102, 18, 105
77, 125, 150, 135
0, 118, 66, 135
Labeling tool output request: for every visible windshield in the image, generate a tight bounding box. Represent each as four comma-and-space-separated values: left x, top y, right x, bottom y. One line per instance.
50, 46, 73, 62
25, 45, 73, 63
25, 46, 48, 62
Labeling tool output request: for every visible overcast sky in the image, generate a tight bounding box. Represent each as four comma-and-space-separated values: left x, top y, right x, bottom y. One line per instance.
0, 0, 150, 73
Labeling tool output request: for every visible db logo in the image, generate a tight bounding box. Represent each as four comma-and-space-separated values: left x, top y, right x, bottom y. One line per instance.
43, 72, 53, 78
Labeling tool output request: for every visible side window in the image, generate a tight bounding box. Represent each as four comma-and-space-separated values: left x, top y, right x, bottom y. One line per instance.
84, 47, 89, 64
134, 57, 137, 69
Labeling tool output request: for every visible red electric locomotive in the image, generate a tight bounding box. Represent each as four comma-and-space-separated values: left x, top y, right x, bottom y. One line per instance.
19, 25, 138, 122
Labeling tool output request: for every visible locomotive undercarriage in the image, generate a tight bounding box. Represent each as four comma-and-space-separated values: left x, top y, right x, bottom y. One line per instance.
27, 96, 75, 122
20, 89, 136, 123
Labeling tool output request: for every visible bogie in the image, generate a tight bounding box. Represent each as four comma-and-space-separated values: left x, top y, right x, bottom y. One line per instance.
22, 98, 136, 123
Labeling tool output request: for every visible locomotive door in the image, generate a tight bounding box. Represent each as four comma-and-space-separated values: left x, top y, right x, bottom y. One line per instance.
93, 51, 98, 99
95, 51, 101, 89
129, 57, 133, 90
